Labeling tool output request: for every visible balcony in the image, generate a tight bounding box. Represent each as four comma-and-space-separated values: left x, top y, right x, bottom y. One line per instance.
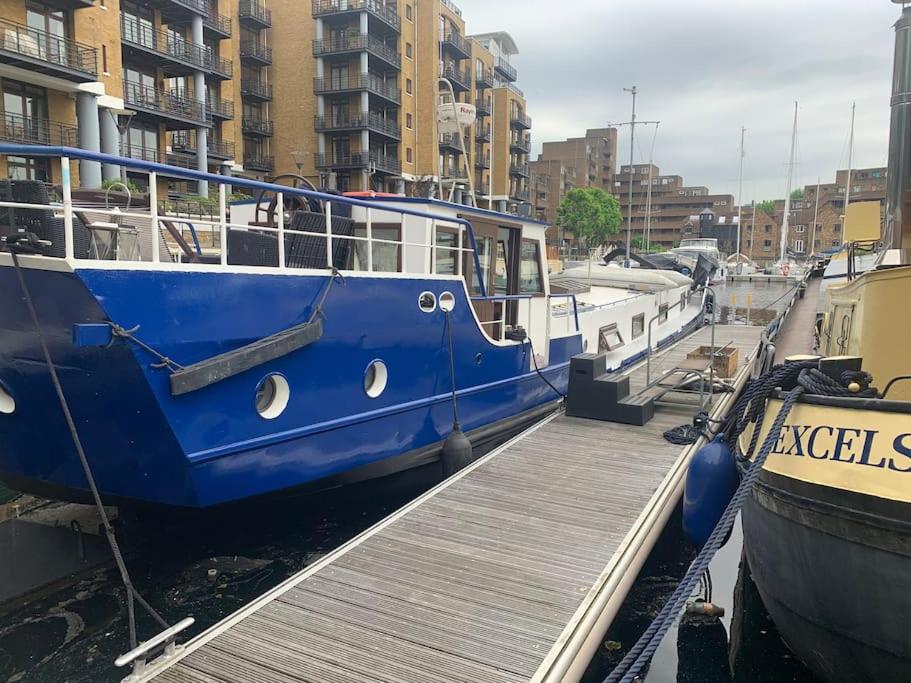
442, 163, 468, 180
144, 0, 208, 22
442, 64, 470, 92
0, 18, 97, 81
511, 188, 530, 202
242, 116, 274, 137
314, 75, 400, 105
440, 32, 470, 60
475, 67, 495, 89
510, 111, 532, 130
206, 98, 234, 120
475, 97, 491, 117
171, 131, 236, 159
123, 81, 208, 128
510, 162, 529, 178
244, 154, 275, 173
474, 153, 490, 170
238, 0, 272, 28
439, 133, 464, 154
312, 34, 400, 70
311, 0, 400, 35
203, 10, 232, 38
315, 151, 402, 175
121, 16, 231, 77
0, 113, 78, 146
495, 57, 517, 82
240, 77, 273, 101
475, 125, 490, 143
510, 135, 530, 154
121, 144, 159, 163
314, 112, 401, 140
240, 40, 272, 65
41, 0, 95, 9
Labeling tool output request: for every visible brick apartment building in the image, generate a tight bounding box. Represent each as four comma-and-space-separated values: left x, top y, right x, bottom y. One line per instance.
0, 0, 533, 213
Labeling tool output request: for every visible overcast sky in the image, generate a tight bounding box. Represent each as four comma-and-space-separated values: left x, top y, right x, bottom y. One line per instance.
460, 0, 900, 204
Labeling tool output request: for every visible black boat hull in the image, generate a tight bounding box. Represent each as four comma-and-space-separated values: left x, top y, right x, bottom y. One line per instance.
743, 469, 911, 683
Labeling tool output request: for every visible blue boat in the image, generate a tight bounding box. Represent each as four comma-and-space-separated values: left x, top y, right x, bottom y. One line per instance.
0, 146, 704, 508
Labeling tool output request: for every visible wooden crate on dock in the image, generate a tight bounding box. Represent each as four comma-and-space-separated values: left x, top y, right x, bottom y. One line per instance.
686, 345, 739, 378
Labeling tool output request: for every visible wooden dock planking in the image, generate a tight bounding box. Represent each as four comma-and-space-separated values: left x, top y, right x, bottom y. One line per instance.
146, 324, 765, 683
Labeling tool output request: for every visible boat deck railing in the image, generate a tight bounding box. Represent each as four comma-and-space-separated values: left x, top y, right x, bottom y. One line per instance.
0, 145, 490, 296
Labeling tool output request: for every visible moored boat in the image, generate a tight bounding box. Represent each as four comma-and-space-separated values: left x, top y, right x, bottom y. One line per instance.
0, 145, 707, 509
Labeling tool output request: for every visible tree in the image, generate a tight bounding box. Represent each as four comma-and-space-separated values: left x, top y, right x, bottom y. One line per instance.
756, 199, 776, 216
556, 187, 622, 248
790, 188, 805, 200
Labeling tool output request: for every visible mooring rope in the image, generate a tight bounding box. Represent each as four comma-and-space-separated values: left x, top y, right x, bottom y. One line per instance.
603, 361, 878, 683
5, 234, 169, 652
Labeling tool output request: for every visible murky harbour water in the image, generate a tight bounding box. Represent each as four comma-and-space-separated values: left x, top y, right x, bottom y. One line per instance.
0, 280, 805, 683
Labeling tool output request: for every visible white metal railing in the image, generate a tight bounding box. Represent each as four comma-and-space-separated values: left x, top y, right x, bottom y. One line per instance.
0, 155, 480, 277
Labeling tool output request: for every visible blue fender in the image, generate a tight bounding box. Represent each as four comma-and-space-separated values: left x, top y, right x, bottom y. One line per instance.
683, 435, 738, 547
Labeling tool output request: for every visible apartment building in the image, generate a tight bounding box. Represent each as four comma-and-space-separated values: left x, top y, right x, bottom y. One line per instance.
616, 163, 735, 249
532, 127, 617, 230
0, 0, 267, 193
528, 157, 575, 228
0, 0, 532, 213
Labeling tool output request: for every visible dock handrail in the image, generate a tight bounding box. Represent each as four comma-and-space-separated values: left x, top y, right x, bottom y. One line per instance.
0, 144, 488, 296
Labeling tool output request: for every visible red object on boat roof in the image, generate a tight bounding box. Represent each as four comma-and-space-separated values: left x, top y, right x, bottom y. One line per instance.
342, 191, 401, 198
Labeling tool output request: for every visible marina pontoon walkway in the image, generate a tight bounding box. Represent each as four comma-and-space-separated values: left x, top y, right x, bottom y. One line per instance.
147, 325, 766, 683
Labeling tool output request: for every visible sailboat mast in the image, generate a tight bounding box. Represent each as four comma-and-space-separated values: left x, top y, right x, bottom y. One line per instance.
736, 126, 745, 266
844, 101, 856, 223
624, 85, 637, 264
780, 101, 798, 263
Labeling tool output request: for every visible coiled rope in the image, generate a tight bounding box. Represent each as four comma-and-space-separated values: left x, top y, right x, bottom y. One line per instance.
603, 361, 878, 683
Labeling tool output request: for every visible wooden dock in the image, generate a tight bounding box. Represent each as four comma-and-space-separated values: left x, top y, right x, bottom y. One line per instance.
143, 325, 766, 683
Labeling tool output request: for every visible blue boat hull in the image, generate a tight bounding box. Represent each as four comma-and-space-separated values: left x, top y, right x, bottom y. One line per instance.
0, 263, 578, 507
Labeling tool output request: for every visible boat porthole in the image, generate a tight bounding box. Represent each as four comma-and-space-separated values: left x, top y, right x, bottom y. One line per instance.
439, 291, 456, 312
475, 353, 483, 365
418, 291, 436, 313
255, 374, 290, 420
364, 360, 388, 398
0, 383, 14, 415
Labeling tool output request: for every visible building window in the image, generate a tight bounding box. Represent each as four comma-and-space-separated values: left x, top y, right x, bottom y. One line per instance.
793, 239, 805, 253
405, 3, 413, 21
794, 224, 805, 233
833, 223, 842, 232
6, 155, 49, 182
763, 240, 772, 251
764, 224, 771, 233
405, 42, 413, 59
832, 239, 840, 247
102, 44, 108, 73
406, 112, 413, 128
406, 147, 413, 163
406, 78, 413, 95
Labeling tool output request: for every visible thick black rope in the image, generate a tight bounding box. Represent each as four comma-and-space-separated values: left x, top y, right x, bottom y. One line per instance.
7, 244, 168, 651
604, 363, 878, 683
526, 335, 566, 399
443, 309, 461, 429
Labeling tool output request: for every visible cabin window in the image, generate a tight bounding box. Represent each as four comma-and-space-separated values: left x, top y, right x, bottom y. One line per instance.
658, 304, 668, 324
352, 225, 400, 272
598, 323, 624, 352
518, 238, 543, 294
495, 240, 510, 293
631, 313, 645, 339
435, 229, 459, 275
471, 235, 492, 294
